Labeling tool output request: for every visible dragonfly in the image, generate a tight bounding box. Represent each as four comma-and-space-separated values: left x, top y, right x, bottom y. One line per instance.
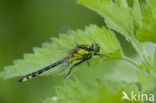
18, 43, 107, 82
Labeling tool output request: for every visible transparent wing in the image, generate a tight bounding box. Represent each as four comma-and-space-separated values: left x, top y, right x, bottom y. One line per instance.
39, 61, 70, 77
51, 62, 70, 77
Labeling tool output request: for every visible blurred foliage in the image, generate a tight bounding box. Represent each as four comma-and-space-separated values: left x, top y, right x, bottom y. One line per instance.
0, 0, 104, 103
44, 79, 138, 103
136, 0, 156, 43
0, 0, 156, 103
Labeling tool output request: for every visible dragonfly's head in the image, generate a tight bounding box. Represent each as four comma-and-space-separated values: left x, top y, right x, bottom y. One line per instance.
91, 43, 100, 55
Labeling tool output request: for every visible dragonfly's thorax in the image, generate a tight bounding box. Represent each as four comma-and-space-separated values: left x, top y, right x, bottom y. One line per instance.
66, 44, 99, 63
69, 49, 92, 62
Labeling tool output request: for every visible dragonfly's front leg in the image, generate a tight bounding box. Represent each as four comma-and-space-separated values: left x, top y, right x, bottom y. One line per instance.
96, 53, 112, 57
64, 59, 86, 79
86, 60, 90, 66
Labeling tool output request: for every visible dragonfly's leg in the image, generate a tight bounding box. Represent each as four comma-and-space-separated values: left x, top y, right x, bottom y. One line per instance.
96, 54, 106, 57
64, 59, 86, 79
86, 56, 92, 67
96, 53, 112, 57
86, 60, 90, 66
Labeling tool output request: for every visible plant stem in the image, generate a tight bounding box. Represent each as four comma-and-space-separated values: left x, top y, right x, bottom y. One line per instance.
121, 57, 142, 70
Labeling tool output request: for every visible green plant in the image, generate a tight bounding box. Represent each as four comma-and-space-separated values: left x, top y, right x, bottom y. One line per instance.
0, 0, 156, 103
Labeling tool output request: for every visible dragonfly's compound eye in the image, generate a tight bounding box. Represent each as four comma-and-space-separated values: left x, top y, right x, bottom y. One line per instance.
91, 43, 100, 53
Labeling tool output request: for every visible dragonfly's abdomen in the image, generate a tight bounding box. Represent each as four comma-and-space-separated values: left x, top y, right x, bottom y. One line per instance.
18, 69, 48, 82
18, 58, 67, 82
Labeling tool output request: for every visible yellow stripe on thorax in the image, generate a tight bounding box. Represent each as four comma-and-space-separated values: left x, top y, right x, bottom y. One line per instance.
77, 49, 89, 55
69, 49, 90, 62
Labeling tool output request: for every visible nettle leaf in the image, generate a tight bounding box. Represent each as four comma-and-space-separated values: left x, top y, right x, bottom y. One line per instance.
137, 70, 155, 92
78, 0, 134, 41
144, 43, 156, 71
133, 0, 142, 29
43, 80, 140, 103
136, 0, 156, 43
137, 24, 156, 43
105, 81, 139, 98
0, 25, 122, 80
154, 47, 156, 72
77, 0, 144, 56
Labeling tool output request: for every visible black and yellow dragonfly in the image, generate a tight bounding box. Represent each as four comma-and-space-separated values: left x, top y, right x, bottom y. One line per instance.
18, 43, 106, 82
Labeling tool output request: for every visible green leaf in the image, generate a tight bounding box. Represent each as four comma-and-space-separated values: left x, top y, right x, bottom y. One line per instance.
77, 0, 134, 41
154, 47, 156, 72
133, 0, 142, 29
44, 79, 140, 103
137, 24, 156, 43
143, 43, 156, 72
136, 0, 156, 43
0, 25, 122, 80
137, 70, 155, 92
77, 0, 144, 58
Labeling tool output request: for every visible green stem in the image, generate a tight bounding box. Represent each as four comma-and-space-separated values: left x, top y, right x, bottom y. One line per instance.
131, 36, 152, 71
121, 57, 142, 70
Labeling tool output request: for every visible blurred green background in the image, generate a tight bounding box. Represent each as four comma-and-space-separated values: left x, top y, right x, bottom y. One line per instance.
0, 0, 104, 103
0, 0, 137, 103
